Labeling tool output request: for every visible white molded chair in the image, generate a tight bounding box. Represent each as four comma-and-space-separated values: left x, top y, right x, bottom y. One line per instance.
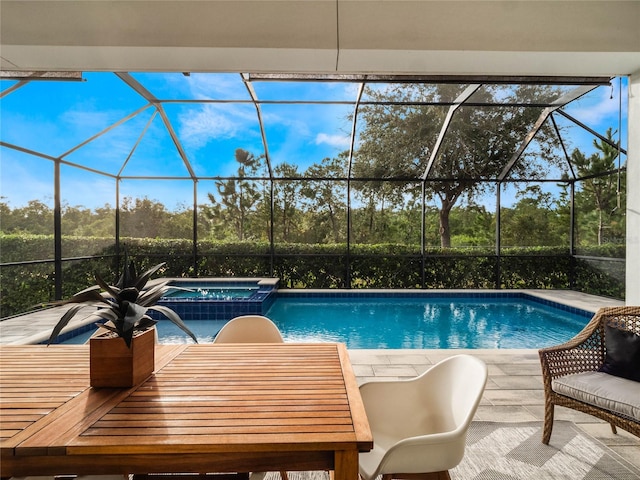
213, 315, 288, 480
213, 315, 285, 344
358, 354, 488, 480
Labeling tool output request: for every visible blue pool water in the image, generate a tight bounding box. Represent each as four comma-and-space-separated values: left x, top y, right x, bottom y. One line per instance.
60, 293, 591, 349
265, 295, 589, 349
164, 286, 258, 300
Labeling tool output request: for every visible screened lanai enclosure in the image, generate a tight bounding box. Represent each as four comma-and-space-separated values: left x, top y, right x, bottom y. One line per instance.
0, 73, 629, 317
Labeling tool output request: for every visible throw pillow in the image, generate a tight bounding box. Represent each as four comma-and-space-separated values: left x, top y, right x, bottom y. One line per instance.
599, 324, 640, 382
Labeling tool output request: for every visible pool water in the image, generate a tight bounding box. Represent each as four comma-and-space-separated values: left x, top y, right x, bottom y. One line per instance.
61, 294, 590, 349
265, 296, 589, 349
164, 286, 258, 300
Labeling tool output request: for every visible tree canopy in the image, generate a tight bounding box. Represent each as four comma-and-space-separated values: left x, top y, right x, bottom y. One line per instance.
0, 87, 625, 252
354, 84, 563, 247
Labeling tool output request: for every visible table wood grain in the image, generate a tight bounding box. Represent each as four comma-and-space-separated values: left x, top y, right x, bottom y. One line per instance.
0, 343, 372, 479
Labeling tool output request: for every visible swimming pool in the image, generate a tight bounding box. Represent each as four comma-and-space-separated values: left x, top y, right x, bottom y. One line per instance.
59, 292, 592, 349
265, 294, 590, 349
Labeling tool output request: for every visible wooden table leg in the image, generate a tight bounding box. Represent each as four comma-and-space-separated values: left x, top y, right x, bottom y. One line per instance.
334, 450, 359, 480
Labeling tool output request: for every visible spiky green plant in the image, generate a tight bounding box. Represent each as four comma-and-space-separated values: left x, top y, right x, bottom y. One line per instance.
47, 256, 197, 347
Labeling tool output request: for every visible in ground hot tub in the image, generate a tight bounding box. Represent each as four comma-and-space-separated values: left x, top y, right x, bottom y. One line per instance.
153, 278, 279, 321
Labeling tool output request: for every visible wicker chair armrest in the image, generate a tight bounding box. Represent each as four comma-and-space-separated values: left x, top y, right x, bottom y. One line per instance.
539, 311, 605, 384
540, 305, 640, 383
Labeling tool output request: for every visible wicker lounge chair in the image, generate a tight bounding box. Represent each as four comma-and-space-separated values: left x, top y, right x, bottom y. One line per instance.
538, 306, 640, 444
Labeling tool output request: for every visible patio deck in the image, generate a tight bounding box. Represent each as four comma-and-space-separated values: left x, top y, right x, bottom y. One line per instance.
1, 289, 637, 471
349, 348, 640, 471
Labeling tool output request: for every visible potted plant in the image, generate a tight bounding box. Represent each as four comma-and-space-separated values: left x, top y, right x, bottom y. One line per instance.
47, 255, 197, 387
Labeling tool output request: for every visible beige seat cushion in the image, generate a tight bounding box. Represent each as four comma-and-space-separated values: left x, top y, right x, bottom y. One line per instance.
553, 371, 640, 422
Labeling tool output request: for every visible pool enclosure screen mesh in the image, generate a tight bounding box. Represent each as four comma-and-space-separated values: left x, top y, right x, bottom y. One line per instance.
0, 73, 628, 316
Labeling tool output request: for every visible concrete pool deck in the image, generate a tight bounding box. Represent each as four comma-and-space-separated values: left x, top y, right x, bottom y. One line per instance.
1, 289, 637, 470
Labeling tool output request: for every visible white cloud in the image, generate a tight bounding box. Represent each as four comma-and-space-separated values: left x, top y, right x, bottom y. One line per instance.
564, 80, 628, 127
315, 132, 350, 148
62, 176, 116, 208
157, 72, 249, 100
60, 108, 118, 131
178, 104, 246, 149
187, 73, 249, 100
173, 73, 258, 150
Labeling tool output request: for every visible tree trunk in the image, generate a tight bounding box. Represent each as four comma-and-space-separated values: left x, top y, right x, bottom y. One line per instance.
328, 204, 339, 243
439, 206, 452, 248
368, 199, 375, 235
598, 208, 604, 245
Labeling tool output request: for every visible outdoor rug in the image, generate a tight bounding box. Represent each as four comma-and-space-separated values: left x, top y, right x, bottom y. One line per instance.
263, 420, 640, 480
449, 421, 640, 479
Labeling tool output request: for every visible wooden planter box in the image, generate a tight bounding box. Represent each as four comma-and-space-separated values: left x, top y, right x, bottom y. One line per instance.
89, 327, 156, 388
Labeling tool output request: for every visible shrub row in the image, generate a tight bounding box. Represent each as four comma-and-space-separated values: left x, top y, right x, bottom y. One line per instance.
0, 235, 625, 318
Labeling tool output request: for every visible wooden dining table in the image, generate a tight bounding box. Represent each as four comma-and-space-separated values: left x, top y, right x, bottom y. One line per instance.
0, 342, 372, 479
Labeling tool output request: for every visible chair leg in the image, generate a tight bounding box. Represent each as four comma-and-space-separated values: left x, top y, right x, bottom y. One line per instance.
427, 473, 450, 480
542, 400, 554, 444
279, 471, 289, 480
610, 423, 618, 435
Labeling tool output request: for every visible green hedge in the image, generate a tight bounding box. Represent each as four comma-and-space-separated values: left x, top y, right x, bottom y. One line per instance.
0, 235, 625, 318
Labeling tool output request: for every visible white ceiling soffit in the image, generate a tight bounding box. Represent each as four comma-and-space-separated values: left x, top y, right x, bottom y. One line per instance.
1, 0, 639, 76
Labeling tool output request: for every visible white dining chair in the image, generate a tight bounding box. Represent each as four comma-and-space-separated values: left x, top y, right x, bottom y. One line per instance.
213, 315, 285, 343
358, 354, 488, 480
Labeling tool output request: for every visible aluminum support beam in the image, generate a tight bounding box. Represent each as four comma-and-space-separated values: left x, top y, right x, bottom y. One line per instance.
498, 84, 601, 181
421, 84, 481, 180
117, 72, 197, 179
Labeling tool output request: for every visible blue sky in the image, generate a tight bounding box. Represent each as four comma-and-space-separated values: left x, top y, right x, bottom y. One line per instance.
0, 73, 628, 211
